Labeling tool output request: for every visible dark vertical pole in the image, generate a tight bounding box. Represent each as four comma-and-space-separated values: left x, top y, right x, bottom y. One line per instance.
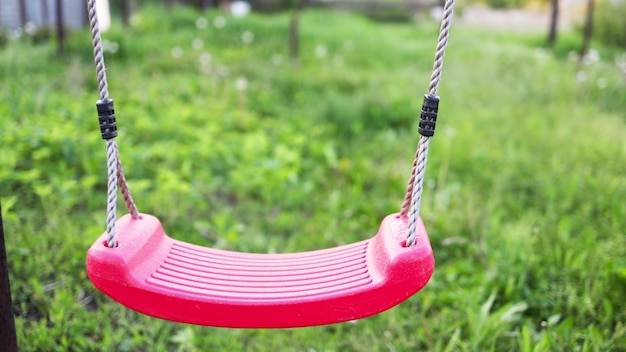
547, 0, 559, 48
289, 12, 299, 61
55, 0, 65, 56
580, 0, 595, 59
0, 202, 18, 351
289, 0, 306, 62
18, 0, 28, 27
121, 0, 131, 27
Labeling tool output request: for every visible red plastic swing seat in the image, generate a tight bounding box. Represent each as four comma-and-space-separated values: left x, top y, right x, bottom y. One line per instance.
86, 213, 434, 328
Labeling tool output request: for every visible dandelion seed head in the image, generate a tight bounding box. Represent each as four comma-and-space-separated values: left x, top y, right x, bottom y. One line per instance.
271, 54, 283, 65
199, 52, 212, 65
171, 46, 183, 59
196, 17, 208, 30
214, 16, 226, 29
242, 31, 254, 44
315, 45, 328, 59
192, 37, 204, 50
235, 77, 248, 91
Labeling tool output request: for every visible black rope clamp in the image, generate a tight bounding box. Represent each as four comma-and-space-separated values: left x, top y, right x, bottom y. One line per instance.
418, 95, 440, 137
96, 99, 118, 140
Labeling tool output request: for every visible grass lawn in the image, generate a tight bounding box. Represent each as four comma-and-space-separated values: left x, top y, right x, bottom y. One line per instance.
1, 5, 625, 351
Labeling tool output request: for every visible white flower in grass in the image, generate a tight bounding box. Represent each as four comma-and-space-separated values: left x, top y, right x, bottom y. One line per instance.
130, 14, 141, 27
271, 54, 283, 66
576, 70, 587, 83
171, 46, 183, 59
192, 37, 204, 50
235, 77, 248, 91
217, 66, 230, 77
430, 6, 444, 21
214, 16, 226, 29
315, 45, 328, 59
597, 78, 607, 89
582, 49, 600, 65
196, 17, 208, 30
103, 40, 119, 54
242, 31, 254, 44
11, 28, 23, 39
199, 52, 212, 65
534, 48, 548, 60
24, 22, 37, 36
230, 1, 251, 18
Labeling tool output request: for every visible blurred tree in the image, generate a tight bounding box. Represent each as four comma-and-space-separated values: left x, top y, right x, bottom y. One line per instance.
579, 0, 594, 58
56, 0, 65, 56
18, 0, 27, 27
547, 0, 558, 48
121, 0, 132, 26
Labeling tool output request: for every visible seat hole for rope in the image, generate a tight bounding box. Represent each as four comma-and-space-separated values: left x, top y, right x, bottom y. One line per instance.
102, 240, 120, 249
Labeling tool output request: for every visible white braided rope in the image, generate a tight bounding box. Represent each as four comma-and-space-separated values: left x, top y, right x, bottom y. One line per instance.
105, 140, 119, 246
87, 0, 139, 247
403, 0, 455, 247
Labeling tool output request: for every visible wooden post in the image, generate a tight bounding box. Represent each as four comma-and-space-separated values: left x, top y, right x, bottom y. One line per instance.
0, 201, 18, 352
56, 0, 65, 56
580, 0, 595, 59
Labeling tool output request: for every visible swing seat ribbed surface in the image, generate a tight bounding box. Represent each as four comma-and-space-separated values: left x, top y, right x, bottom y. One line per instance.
86, 213, 434, 328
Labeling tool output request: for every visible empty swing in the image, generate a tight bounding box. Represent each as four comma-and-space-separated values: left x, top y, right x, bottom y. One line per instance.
85, 0, 455, 328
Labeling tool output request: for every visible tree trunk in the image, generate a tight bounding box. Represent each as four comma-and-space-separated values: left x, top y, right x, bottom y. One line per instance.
0, 200, 18, 352
289, 0, 307, 62
18, 0, 28, 27
56, 0, 65, 56
547, 0, 559, 48
121, 0, 131, 27
580, 0, 595, 59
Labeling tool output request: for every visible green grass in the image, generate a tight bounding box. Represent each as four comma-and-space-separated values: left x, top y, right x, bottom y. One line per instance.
1, 5, 625, 351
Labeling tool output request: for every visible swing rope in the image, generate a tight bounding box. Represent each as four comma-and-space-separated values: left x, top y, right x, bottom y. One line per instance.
87, 0, 139, 248
401, 0, 455, 246
86, 0, 454, 248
